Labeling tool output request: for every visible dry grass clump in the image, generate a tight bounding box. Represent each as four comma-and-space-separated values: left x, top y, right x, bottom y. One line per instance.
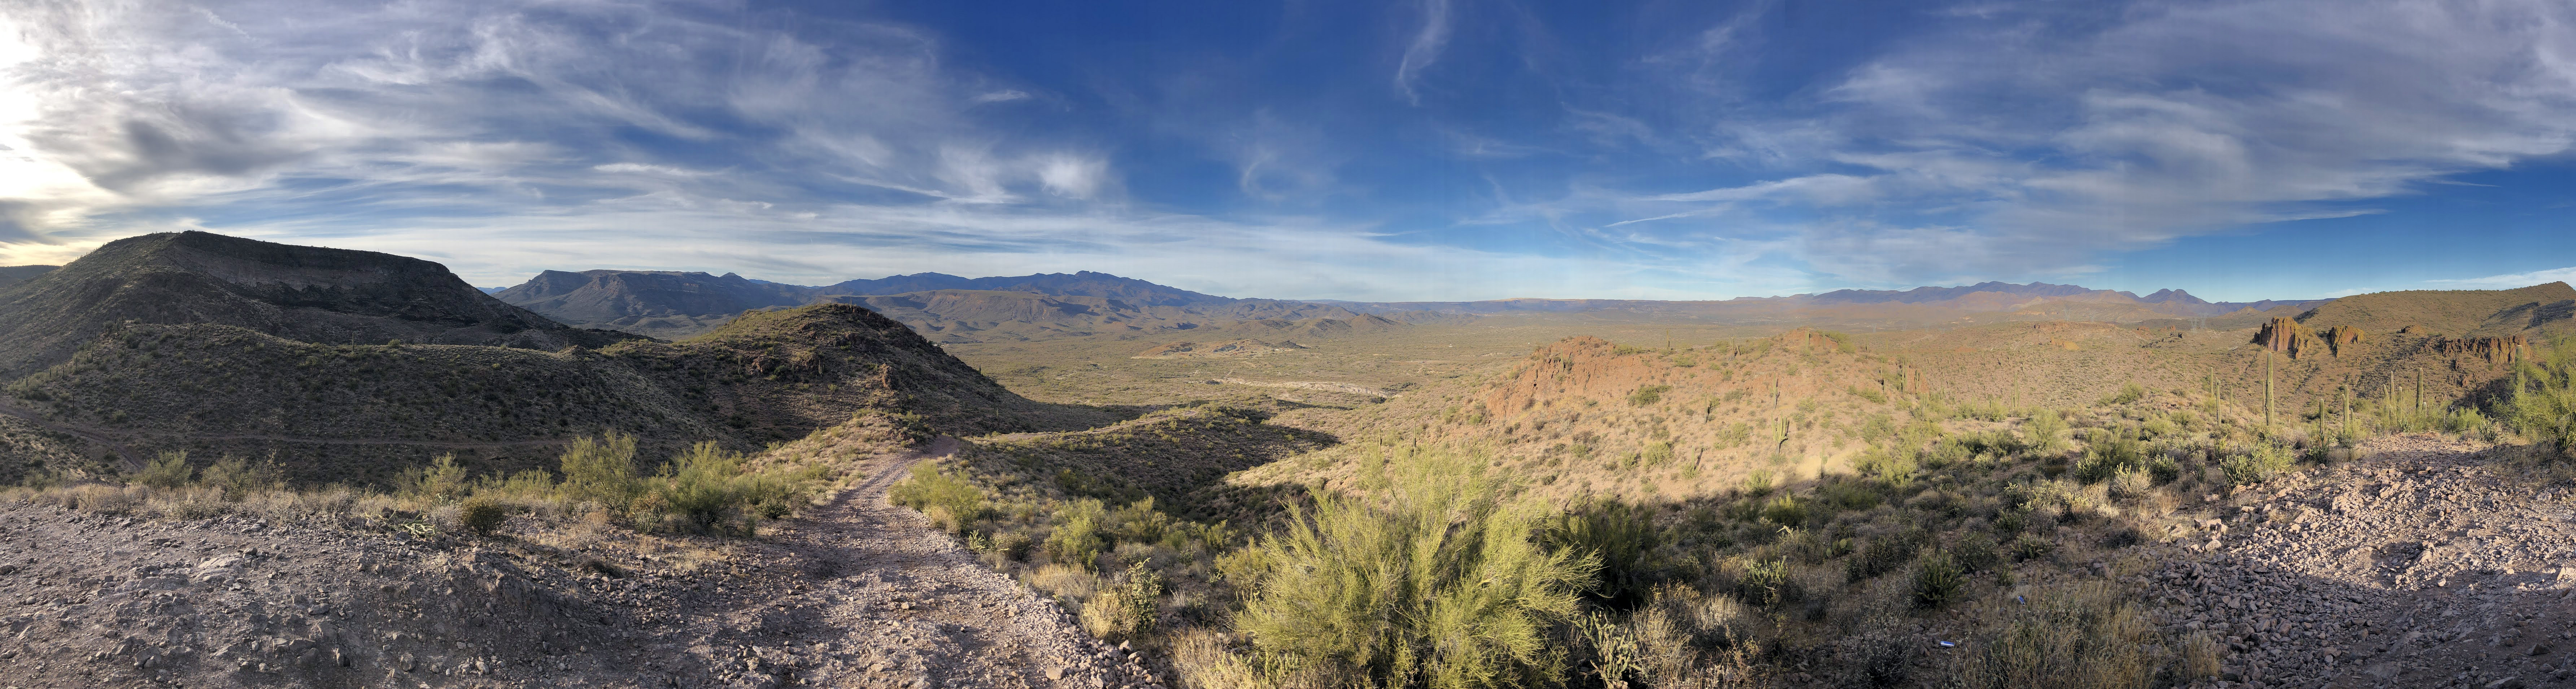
1948, 581, 2168, 689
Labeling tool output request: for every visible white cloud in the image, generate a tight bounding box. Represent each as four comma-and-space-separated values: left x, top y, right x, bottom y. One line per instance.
1392, 0, 1451, 106
2425, 267, 2576, 290
1610, 0, 2576, 285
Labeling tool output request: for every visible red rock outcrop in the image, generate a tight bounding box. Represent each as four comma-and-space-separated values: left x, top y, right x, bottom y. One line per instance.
2432, 334, 2527, 365
2325, 325, 2367, 356
2253, 317, 2329, 359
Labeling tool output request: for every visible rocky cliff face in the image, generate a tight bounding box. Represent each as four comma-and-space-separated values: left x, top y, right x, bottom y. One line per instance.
2254, 317, 2329, 359
2431, 334, 2528, 365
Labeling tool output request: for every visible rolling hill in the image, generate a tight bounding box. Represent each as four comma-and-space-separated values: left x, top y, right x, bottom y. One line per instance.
0, 233, 1119, 486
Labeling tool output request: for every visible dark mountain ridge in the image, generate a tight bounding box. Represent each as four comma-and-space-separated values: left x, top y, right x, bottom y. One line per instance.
0, 265, 55, 290
0, 232, 634, 379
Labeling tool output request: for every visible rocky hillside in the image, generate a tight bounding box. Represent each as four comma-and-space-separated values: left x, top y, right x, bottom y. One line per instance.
0, 232, 633, 380
0, 265, 54, 289
0, 303, 1117, 486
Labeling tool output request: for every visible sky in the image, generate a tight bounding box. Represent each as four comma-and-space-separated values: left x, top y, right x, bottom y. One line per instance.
1, 0, 2572, 302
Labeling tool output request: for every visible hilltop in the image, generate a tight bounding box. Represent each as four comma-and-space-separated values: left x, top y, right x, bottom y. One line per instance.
0, 302, 1117, 485
0, 232, 634, 380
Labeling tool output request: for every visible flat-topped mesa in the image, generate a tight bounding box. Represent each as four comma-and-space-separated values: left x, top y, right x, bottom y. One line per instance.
2253, 317, 2329, 359
2325, 325, 2367, 356
2432, 334, 2528, 365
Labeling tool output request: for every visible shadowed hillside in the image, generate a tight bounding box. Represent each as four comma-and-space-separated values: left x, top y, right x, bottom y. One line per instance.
0, 235, 1123, 486
0, 232, 635, 379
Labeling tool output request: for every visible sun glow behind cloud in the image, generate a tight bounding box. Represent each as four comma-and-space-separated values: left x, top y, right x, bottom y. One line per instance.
0, 0, 2570, 300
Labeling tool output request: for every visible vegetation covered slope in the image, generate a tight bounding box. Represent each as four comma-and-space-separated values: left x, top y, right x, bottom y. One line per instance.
0, 303, 1119, 486
0, 231, 632, 379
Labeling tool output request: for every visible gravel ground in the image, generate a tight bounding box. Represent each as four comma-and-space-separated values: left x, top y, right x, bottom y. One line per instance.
0, 437, 1155, 689
2140, 434, 2576, 689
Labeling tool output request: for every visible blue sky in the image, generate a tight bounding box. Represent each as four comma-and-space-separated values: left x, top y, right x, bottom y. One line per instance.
1, 0, 2572, 302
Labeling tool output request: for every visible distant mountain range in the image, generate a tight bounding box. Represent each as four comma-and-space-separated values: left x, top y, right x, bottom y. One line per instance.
1312, 281, 2331, 329
491, 269, 1408, 341
486, 269, 2358, 341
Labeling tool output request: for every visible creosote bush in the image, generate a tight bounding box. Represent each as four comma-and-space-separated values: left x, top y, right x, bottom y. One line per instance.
890, 462, 989, 534
1210, 449, 1598, 689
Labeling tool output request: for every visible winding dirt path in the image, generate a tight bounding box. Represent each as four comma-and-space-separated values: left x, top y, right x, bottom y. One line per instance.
661, 436, 1160, 689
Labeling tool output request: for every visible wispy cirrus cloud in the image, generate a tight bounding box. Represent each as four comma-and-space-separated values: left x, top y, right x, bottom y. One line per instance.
1592, 0, 2576, 287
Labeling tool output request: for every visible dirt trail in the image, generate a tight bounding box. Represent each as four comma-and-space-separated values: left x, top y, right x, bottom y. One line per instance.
661, 436, 1157, 689
0, 437, 1158, 689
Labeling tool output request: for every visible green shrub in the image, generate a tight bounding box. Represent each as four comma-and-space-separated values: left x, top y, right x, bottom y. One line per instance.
395, 453, 470, 503
1847, 528, 1928, 583
2146, 457, 2181, 485
1952, 533, 2001, 573
2099, 382, 2146, 407
889, 462, 986, 534
1742, 470, 1775, 497
2505, 343, 2576, 454
1736, 558, 1796, 608
1546, 497, 1662, 607
1640, 441, 1674, 467
559, 433, 643, 508
200, 456, 284, 501
1628, 385, 1671, 406
1047, 499, 1108, 570
1225, 451, 1596, 689
2105, 467, 2153, 503
1080, 561, 1164, 641
2009, 534, 2055, 562
460, 497, 508, 536
1854, 447, 1917, 485
135, 451, 193, 489
1912, 551, 1967, 609
1759, 495, 1807, 525
2220, 444, 2296, 486
1949, 582, 2163, 689
2023, 411, 2068, 453
2073, 431, 2145, 483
